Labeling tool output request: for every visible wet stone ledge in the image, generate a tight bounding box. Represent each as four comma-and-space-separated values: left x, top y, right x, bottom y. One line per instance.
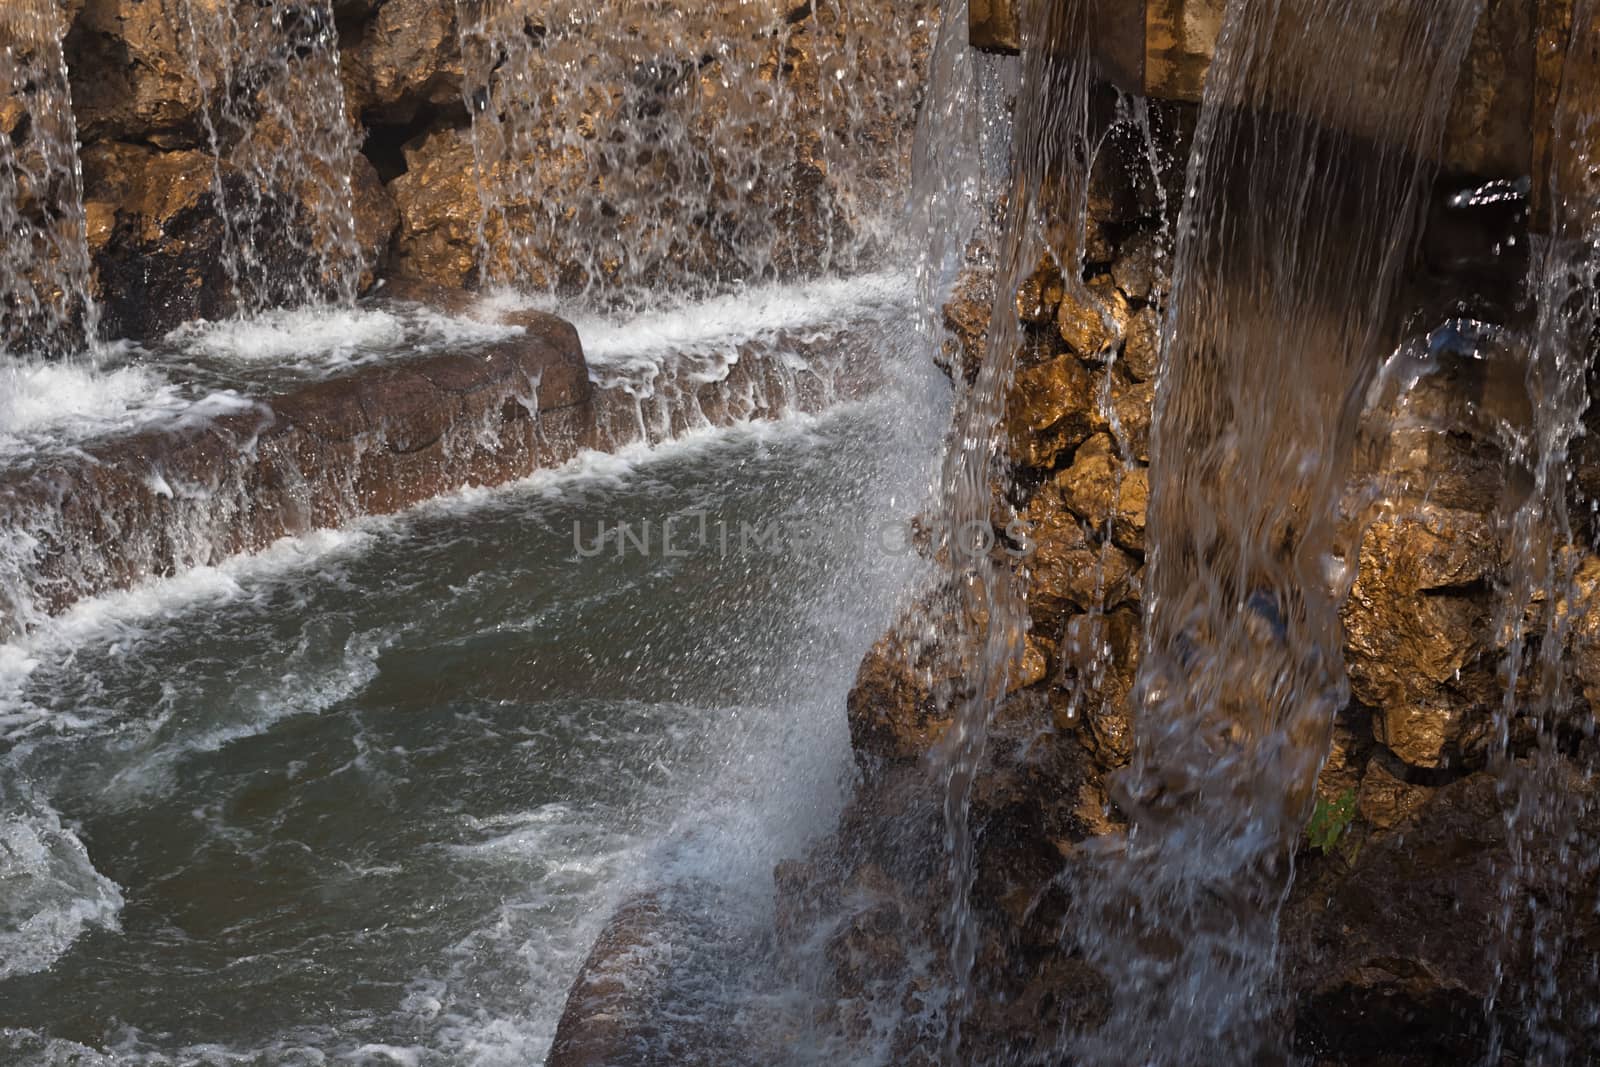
0, 301, 875, 637
0, 308, 587, 636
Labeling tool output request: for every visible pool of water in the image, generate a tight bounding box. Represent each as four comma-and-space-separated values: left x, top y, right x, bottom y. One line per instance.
0, 329, 946, 1063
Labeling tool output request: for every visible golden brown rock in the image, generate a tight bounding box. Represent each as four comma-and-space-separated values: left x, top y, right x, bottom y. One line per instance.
1057, 274, 1130, 360
388, 126, 483, 289
1343, 508, 1498, 767
1006, 355, 1096, 470
1109, 373, 1154, 462
81, 143, 240, 337
846, 624, 953, 765
1110, 228, 1170, 304
939, 262, 993, 382
1055, 433, 1148, 552
1023, 486, 1137, 631
1016, 257, 1065, 325
342, 0, 463, 121
66, 0, 217, 145
349, 155, 400, 290
1056, 609, 1140, 767
1121, 305, 1161, 382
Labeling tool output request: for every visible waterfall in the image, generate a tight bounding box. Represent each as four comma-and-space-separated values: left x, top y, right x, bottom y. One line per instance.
180, 0, 365, 313
0, 0, 96, 359
1484, 4, 1600, 1060
1057, 0, 1486, 1061
452, 0, 930, 307
926, 0, 1136, 1046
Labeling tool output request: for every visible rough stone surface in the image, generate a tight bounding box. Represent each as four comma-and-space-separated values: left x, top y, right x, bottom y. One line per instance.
1057, 274, 1130, 359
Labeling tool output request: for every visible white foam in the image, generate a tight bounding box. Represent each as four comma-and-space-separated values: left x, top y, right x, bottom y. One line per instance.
165, 307, 409, 365
496, 270, 915, 365
0, 359, 182, 457
0, 800, 124, 980
164, 305, 524, 375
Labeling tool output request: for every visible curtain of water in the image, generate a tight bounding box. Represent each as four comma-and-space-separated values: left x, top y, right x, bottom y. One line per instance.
1483, 5, 1600, 1061
0, 0, 96, 358
181, 0, 364, 313
929, 0, 1107, 1049
452, 0, 927, 306
1058, 1, 1484, 1062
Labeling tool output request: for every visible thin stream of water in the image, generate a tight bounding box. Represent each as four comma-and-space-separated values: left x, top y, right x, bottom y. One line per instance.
1484, 5, 1600, 1060
0, 0, 96, 359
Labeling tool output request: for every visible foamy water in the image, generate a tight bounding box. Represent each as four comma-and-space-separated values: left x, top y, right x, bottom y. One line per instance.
162, 304, 525, 378
0, 796, 124, 982
555, 271, 915, 364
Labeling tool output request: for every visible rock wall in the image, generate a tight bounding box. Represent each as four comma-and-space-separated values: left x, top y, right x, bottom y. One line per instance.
773, 87, 1600, 1065
4, 0, 932, 345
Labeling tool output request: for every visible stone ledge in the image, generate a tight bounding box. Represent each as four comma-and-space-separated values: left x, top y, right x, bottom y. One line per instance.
0, 299, 881, 635
0, 307, 589, 635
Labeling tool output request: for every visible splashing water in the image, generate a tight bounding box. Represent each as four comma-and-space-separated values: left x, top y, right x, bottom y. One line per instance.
1483, 5, 1600, 1061
180, 0, 365, 313
0, 0, 96, 358
1051, 0, 1487, 1062
925, 0, 1120, 1048
453, 0, 932, 307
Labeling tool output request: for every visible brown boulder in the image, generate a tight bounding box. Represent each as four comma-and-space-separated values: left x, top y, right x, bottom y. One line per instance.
1110, 228, 1170, 304
1005, 355, 1096, 470
1055, 433, 1148, 552
388, 126, 489, 289
1022, 486, 1138, 631
81, 144, 241, 338
342, 0, 463, 122
1057, 274, 1130, 359
1343, 507, 1498, 767
847, 625, 953, 766
1056, 609, 1140, 768
1121, 304, 1161, 381
65, 0, 217, 146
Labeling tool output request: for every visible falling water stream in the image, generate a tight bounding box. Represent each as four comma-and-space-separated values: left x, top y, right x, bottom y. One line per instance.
181, 0, 366, 311
0, 1, 95, 359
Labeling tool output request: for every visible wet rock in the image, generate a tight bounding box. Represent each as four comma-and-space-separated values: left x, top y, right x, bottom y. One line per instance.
349, 154, 400, 289
1057, 274, 1130, 360
1110, 228, 1170, 303
1108, 373, 1154, 462
1055, 433, 1148, 552
66, 0, 211, 146
1355, 753, 1433, 830
342, 0, 463, 123
846, 626, 952, 766
1343, 507, 1498, 767
824, 901, 907, 996
1566, 553, 1600, 712
1023, 486, 1137, 630
548, 887, 758, 1067
1282, 774, 1533, 1061
0, 305, 591, 633
387, 126, 483, 288
1056, 609, 1140, 768
940, 261, 994, 383
1015, 257, 1064, 325
1317, 705, 1377, 802
1121, 304, 1161, 381
81, 144, 246, 339
1006, 356, 1096, 470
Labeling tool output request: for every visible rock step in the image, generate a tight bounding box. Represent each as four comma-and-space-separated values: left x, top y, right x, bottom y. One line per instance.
0, 301, 874, 637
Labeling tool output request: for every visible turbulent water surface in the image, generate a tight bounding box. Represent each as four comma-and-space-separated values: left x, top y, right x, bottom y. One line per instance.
0, 303, 945, 1064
